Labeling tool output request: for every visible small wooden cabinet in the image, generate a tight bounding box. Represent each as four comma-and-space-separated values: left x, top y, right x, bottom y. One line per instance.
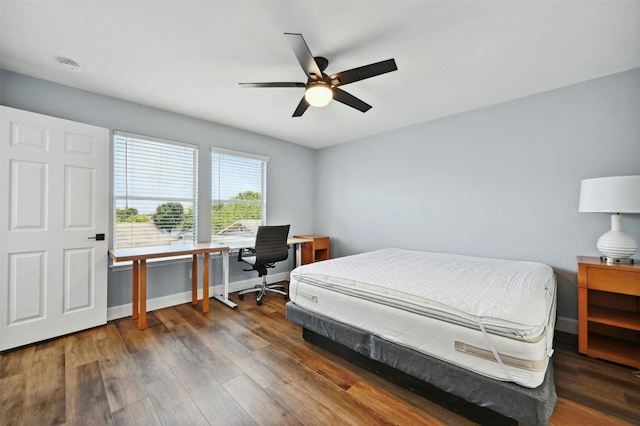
578, 256, 640, 368
295, 235, 330, 265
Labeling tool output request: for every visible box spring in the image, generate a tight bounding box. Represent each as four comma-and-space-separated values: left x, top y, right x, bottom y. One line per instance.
286, 302, 557, 426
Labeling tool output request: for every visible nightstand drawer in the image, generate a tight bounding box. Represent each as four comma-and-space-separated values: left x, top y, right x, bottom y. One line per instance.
313, 237, 329, 250
587, 268, 640, 296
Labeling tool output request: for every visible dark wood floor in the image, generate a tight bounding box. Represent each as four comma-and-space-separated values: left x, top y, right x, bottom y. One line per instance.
1, 282, 639, 425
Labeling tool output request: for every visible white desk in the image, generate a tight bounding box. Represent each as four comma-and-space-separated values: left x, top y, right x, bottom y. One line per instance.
214, 236, 313, 309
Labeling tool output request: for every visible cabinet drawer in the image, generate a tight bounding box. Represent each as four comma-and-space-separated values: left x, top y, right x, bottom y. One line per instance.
313, 237, 330, 250
587, 268, 640, 296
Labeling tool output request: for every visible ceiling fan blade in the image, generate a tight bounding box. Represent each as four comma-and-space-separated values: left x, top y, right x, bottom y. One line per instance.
285, 33, 324, 80
333, 88, 372, 113
292, 96, 310, 117
239, 82, 306, 88
329, 58, 397, 86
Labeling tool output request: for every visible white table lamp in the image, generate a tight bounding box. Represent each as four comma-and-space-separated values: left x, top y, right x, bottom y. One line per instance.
579, 175, 640, 264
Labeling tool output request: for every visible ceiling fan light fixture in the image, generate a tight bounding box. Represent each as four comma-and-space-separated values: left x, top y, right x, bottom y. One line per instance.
304, 82, 333, 107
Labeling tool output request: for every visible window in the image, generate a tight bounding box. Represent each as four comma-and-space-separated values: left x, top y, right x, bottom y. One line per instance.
113, 131, 198, 249
211, 147, 268, 243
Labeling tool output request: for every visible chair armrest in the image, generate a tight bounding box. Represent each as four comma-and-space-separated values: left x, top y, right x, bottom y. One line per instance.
237, 247, 256, 262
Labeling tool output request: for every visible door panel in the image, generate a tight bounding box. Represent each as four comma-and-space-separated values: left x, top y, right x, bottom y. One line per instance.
64, 247, 94, 312
8, 251, 46, 324
65, 166, 95, 228
1, 106, 109, 350
10, 160, 47, 230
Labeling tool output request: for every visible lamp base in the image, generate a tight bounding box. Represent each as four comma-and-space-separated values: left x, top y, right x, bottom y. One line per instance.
596, 214, 638, 262
600, 256, 634, 265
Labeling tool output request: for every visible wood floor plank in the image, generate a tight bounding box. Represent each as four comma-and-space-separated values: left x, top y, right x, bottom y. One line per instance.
99, 354, 147, 413
265, 377, 346, 425
145, 316, 202, 369
154, 307, 244, 384
0, 373, 26, 425
20, 345, 67, 425
173, 303, 213, 330
94, 322, 129, 361
130, 349, 209, 425
252, 343, 315, 383
206, 315, 271, 351
554, 369, 640, 424
0, 346, 35, 379
199, 325, 282, 388
309, 342, 477, 425
550, 397, 637, 426
223, 374, 302, 425
66, 361, 113, 425
113, 316, 159, 354
172, 360, 257, 425
346, 379, 455, 426
112, 397, 162, 426
267, 372, 393, 426
65, 327, 101, 369
249, 322, 363, 391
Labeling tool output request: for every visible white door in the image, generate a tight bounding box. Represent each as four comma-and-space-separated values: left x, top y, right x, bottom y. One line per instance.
0, 106, 109, 350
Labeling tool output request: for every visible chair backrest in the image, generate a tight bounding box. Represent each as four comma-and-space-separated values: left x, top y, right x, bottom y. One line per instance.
253, 225, 290, 266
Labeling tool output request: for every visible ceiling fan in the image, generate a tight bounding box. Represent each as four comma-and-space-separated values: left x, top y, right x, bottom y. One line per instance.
239, 33, 398, 117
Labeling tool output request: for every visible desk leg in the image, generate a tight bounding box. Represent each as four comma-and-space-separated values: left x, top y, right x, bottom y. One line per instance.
202, 253, 210, 313
138, 259, 147, 329
191, 254, 198, 306
212, 250, 237, 309
132, 260, 140, 320
295, 243, 302, 268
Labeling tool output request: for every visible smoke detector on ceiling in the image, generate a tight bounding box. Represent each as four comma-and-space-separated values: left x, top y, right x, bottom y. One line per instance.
57, 58, 82, 72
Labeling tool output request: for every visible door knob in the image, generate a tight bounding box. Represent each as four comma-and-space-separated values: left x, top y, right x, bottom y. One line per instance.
88, 233, 105, 241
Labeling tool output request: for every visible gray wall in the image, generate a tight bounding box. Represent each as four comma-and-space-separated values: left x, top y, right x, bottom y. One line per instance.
0, 70, 316, 307
315, 68, 640, 323
3, 68, 639, 324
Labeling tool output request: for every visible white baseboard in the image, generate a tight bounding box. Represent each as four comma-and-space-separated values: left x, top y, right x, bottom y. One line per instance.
107, 271, 291, 321
555, 316, 577, 335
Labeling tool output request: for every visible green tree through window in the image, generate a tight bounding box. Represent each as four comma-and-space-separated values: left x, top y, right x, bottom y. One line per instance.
212, 191, 262, 234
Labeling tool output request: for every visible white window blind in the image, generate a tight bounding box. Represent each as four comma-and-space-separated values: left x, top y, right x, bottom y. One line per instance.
211, 148, 268, 243
114, 131, 198, 248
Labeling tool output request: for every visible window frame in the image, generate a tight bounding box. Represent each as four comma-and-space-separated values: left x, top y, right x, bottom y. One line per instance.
112, 130, 199, 250
210, 146, 268, 244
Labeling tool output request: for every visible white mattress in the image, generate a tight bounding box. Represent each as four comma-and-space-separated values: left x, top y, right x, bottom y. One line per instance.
289, 248, 557, 388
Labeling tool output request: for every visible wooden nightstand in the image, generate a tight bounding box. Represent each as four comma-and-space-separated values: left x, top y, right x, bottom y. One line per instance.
577, 256, 640, 368
294, 235, 330, 265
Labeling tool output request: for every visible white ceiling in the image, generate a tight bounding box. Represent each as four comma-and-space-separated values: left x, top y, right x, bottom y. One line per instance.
2, 1, 640, 149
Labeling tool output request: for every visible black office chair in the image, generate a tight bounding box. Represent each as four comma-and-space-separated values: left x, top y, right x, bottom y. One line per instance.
237, 224, 290, 305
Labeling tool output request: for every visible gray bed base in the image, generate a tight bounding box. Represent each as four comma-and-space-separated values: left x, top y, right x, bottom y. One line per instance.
286, 302, 556, 426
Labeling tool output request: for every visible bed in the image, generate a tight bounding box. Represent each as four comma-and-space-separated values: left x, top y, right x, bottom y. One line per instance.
285, 248, 557, 425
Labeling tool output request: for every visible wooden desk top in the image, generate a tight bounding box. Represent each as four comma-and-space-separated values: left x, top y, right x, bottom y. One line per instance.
109, 242, 230, 262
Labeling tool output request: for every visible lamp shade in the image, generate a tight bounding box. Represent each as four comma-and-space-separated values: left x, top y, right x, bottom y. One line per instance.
578, 175, 640, 213
304, 82, 333, 107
